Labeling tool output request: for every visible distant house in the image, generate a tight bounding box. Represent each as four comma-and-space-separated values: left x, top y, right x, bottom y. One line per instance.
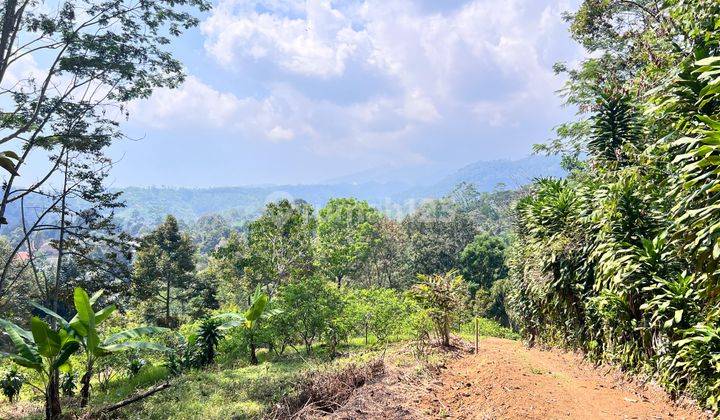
14, 251, 30, 262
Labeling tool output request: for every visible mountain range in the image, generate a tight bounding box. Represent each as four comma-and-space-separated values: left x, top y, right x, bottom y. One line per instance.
115, 155, 565, 227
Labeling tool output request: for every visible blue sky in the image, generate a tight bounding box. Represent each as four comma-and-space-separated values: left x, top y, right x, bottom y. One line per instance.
107, 0, 584, 187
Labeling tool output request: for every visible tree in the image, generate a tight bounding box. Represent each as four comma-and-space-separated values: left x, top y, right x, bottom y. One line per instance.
0, 0, 210, 226
356, 218, 410, 289
205, 232, 250, 307
191, 214, 233, 255
0, 149, 133, 316
317, 198, 381, 287
246, 200, 315, 293
345, 287, 407, 344
0, 0, 210, 309
410, 271, 467, 347
275, 277, 343, 355
403, 198, 476, 276
209, 287, 279, 365
459, 233, 507, 295
132, 215, 196, 327
508, 0, 720, 410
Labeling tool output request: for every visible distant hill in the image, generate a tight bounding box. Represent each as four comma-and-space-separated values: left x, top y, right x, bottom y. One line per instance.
114, 155, 565, 226
407, 155, 566, 198
1, 155, 565, 235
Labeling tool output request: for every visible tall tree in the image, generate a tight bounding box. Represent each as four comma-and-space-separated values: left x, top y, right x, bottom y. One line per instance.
316, 198, 381, 287
132, 215, 196, 327
246, 200, 315, 293
356, 217, 410, 289
403, 198, 476, 276
459, 233, 507, 295
0, 0, 209, 314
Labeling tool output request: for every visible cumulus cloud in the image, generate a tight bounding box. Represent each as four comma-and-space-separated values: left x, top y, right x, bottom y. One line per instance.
133, 0, 584, 171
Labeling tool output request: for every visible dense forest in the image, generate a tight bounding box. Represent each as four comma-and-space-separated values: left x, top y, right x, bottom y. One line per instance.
0, 0, 719, 419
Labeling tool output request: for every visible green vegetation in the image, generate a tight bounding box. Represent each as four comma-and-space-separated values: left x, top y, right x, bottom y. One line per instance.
14, 0, 720, 417
509, 0, 720, 412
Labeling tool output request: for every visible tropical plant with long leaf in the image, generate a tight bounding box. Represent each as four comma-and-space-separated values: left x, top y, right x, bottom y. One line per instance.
0, 317, 79, 419
33, 287, 168, 407
207, 286, 280, 365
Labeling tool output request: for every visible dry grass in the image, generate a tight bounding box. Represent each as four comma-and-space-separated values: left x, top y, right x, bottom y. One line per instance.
270, 358, 385, 419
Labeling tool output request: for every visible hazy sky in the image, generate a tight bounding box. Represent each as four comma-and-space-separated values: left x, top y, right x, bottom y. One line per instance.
105, 0, 584, 187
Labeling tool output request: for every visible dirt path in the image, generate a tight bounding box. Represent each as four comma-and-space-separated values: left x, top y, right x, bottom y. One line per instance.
332, 338, 709, 419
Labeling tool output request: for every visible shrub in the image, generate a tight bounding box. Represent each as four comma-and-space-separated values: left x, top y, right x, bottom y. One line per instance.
1, 367, 24, 403
60, 372, 77, 397
126, 352, 148, 377
275, 277, 344, 355
473, 278, 511, 327
345, 288, 408, 345
410, 271, 468, 346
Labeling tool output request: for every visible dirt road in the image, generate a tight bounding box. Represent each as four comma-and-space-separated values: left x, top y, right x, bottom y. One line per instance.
332, 338, 708, 419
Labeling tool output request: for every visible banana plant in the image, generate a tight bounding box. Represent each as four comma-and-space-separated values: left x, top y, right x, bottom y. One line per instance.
33, 287, 168, 407
211, 286, 280, 365
0, 317, 79, 420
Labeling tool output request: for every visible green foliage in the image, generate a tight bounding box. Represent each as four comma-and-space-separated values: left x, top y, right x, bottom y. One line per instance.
126, 353, 148, 377
459, 317, 520, 341
204, 287, 280, 365
459, 233, 507, 294
512, 0, 720, 410
34, 287, 168, 407
344, 288, 409, 344
195, 318, 224, 367
0, 367, 24, 403
474, 278, 512, 327
274, 277, 344, 355
403, 199, 477, 277
588, 89, 640, 164
60, 372, 77, 397
246, 200, 316, 291
410, 271, 468, 346
317, 198, 382, 286
133, 215, 197, 327
0, 316, 79, 419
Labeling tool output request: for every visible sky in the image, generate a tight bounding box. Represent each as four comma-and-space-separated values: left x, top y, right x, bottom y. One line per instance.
107, 0, 584, 187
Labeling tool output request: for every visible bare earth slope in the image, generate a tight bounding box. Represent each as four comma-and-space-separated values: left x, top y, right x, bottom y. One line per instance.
331, 338, 708, 420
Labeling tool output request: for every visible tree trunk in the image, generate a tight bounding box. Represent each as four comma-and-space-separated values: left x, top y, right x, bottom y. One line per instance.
249, 340, 258, 365
80, 359, 93, 407
45, 370, 61, 420
52, 151, 69, 316
442, 315, 450, 347
165, 277, 171, 324
0, 0, 18, 80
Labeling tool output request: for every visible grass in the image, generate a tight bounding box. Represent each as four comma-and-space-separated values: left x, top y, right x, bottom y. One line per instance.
459, 317, 520, 341
0, 320, 519, 419
115, 343, 386, 419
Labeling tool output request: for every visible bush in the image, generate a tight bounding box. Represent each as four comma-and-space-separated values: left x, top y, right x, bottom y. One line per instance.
473, 278, 511, 327
345, 288, 409, 345
60, 372, 77, 397
410, 271, 468, 346
275, 277, 344, 355
1, 367, 24, 403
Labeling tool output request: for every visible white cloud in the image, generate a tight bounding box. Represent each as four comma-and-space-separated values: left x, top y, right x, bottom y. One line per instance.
267, 125, 295, 141
129, 76, 242, 129
134, 0, 583, 169
202, 0, 368, 77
